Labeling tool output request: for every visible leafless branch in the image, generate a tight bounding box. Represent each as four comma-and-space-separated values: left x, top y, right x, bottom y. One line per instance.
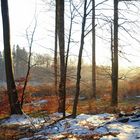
120, 25, 140, 44
86, 0, 109, 16
20, 17, 37, 108
84, 24, 97, 38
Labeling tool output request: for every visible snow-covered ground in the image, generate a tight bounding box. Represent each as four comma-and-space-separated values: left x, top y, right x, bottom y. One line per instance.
0, 114, 44, 126
0, 111, 140, 140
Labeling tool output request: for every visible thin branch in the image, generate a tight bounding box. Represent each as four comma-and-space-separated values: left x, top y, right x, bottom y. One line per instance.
20, 18, 37, 108
71, 1, 83, 18
86, 0, 109, 16
84, 24, 97, 37
120, 25, 140, 44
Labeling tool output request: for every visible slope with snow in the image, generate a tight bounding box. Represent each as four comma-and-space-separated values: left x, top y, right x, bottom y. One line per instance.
0, 111, 140, 140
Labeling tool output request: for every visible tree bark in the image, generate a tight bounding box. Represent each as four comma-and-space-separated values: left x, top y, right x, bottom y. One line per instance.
57, 0, 66, 117
92, 0, 96, 99
1, 0, 23, 114
111, 0, 118, 106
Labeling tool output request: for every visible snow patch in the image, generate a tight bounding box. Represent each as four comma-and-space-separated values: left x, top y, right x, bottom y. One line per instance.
0, 113, 45, 126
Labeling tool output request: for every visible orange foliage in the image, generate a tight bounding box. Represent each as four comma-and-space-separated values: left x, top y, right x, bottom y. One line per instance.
0, 91, 10, 115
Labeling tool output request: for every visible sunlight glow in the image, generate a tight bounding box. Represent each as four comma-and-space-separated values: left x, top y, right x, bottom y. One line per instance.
0, 0, 140, 69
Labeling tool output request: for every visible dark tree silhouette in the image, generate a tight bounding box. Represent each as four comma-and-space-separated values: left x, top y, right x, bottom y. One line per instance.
111, 0, 119, 107
57, 0, 66, 117
72, 0, 88, 118
92, 0, 96, 99
1, 0, 23, 114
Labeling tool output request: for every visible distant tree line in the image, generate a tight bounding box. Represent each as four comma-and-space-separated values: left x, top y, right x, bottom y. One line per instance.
0, 45, 28, 81
0, 45, 54, 82
12, 45, 28, 79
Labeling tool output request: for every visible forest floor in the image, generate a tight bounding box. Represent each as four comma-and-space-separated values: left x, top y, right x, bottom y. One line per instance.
0, 96, 140, 140
0, 109, 140, 140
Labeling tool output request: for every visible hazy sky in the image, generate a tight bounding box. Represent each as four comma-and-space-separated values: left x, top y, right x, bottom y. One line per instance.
0, 0, 140, 69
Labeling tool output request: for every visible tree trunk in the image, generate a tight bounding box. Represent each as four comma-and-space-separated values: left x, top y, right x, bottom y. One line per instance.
57, 0, 66, 117
111, 22, 115, 104
54, 0, 58, 96
92, 0, 96, 99
1, 0, 23, 114
111, 0, 118, 106
72, 0, 87, 118
65, 0, 73, 100
65, 1, 73, 75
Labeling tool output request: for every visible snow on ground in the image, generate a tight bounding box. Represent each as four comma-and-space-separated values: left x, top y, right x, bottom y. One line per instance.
0, 112, 140, 140
136, 96, 140, 98
25, 99, 48, 107
39, 113, 115, 136
0, 113, 45, 127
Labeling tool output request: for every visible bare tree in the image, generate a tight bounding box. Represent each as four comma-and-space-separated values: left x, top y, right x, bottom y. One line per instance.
57, 0, 66, 117
20, 19, 37, 108
111, 0, 139, 106
92, 0, 96, 99
111, 0, 119, 106
72, 0, 88, 118
65, 0, 74, 73
1, 0, 23, 114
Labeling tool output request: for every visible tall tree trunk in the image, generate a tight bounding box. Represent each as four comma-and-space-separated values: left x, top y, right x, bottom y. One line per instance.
54, 0, 58, 96
92, 0, 96, 99
1, 0, 23, 114
65, 1, 73, 74
111, 0, 118, 106
57, 0, 66, 117
72, 0, 87, 118
65, 0, 73, 95
111, 22, 115, 104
